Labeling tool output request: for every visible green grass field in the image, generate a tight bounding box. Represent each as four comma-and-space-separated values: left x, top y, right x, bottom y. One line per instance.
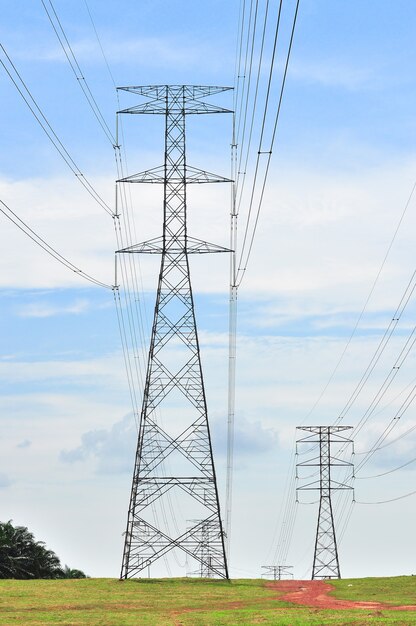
0, 576, 414, 625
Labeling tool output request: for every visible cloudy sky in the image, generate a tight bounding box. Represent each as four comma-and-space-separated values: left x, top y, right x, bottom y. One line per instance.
1, 0, 416, 579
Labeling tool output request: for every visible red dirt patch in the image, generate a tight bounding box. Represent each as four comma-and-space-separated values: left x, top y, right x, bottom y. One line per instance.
267, 580, 416, 612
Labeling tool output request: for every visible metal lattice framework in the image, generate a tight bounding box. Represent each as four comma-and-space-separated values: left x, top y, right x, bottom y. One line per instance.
296, 426, 353, 580
261, 565, 293, 580
118, 85, 232, 579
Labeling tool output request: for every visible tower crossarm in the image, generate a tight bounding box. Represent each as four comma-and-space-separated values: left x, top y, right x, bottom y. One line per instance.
120, 85, 230, 580
117, 236, 231, 255
296, 425, 354, 580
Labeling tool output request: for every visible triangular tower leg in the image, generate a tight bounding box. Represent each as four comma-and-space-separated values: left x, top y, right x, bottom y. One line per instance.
118, 85, 231, 579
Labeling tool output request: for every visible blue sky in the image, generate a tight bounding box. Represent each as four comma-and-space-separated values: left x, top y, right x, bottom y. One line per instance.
1, 0, 416, 579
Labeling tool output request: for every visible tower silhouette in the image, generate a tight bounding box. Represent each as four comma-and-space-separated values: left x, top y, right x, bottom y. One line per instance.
296, 426, 353, 579
117, 85, 231, 579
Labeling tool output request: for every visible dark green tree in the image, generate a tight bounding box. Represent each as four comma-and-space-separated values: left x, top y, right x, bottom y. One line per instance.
60, 564, 87, 579
0, 521, 86, 579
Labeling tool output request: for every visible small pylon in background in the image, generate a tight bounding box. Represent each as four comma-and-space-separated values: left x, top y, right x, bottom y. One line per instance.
261, 565, 293, 580
296, 426, 353, 579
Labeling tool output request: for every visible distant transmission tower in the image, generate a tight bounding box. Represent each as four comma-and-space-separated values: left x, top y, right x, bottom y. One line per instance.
186, 519, 216, 578
296, 426, 353, 580
261, 565, 293, 580
117, 85, 232, 579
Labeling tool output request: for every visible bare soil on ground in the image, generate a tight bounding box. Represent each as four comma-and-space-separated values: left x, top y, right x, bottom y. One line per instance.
267, 579, 416, 612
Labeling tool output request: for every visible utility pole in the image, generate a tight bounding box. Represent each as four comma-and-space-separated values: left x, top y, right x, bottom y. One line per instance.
296, 426, 353, 580
261, 565, 293, 580
117, 85, 232, 579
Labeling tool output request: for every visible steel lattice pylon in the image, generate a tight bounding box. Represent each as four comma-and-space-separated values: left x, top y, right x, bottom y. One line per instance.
117, 85, 232, 579
296, 426, 353, 580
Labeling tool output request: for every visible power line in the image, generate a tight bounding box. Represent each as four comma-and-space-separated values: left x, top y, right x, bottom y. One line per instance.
0, 197, 112, 289
236, 0, 300, 286
235, 0, 271, 215
357, 489, 416, 505
356, 454, 416, 480
353, 381, 416, 474
83, 0, 118, 90
354, 422, 416, 456
305, 180, 416, 424
41, 0, 116, 145
336, 270, 416, 426
0, 43, 113, 217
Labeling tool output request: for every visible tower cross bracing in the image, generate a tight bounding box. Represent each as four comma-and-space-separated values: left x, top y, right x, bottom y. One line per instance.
117, 85, 232, 579
296, 426, 353, 580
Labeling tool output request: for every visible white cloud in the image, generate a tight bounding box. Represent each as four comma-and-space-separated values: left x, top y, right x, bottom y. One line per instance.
2, 153, 416, 318
0, 474, 13, 489
60, 413, 136, 474
16, 439, 31, 449
12, 35, 231, 73
0, 353, 128, 387
290, 58, 377, 91
17, 299, 90, 318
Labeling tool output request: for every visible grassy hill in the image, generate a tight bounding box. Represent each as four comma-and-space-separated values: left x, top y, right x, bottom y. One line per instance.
0, 576, 415, 625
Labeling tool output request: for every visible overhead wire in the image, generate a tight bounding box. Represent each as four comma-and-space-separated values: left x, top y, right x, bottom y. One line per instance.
354, 382, 416, 474
83, 0, 118, 90
236, 0, 300, 286
40, 0, 116, 145
354, 421, 416, 456
357, 489, 416, 505
235, 0, 271, 214
262, 8, 416, 577
356, 454, 416, 480
0, 44, 113, 217
229, 0, 301, 571
336, 270, 416, 427
301, 180, 416, 558
49, 0, 177, 570
225, 0, 250, 566
305, 180, 416, 424
234, 0, 257, 147
0, 197, 112, 289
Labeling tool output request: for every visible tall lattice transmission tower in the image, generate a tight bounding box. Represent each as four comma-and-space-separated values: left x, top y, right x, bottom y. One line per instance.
296, 426, 353, 579
117, 85, 231, 579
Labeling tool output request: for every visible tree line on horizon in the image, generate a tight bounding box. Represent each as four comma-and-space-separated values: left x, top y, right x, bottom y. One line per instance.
0, 520, 87, 579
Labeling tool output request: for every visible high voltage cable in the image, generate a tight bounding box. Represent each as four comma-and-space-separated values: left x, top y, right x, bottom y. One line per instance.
225, 0, 250, 566
354, 384, 416, 474
83, 0, 118, 90
336, 269, 416, 426
236, 0, 300, 286
233, 0, 247, 112
228, 0, 299, 568
296, 180, 416, 554
331, 363, 416, 549
0, 198, 112, 289
50, 0, 181, 568
236, 0, 284, 260
235, 0, 271, 215
264, 13, 416, 574
226, 0, 272, 564
304, 180, 416, 424
234, 0, 257, 146
0, 44, 113, 217
41, 0, 116, 146
354, 421, 416, 456
356, 454, 416, 480
357, 489, 416, 505
274, 461, 298, 564
351, 324, 416, 440
327, 255, 416, 545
